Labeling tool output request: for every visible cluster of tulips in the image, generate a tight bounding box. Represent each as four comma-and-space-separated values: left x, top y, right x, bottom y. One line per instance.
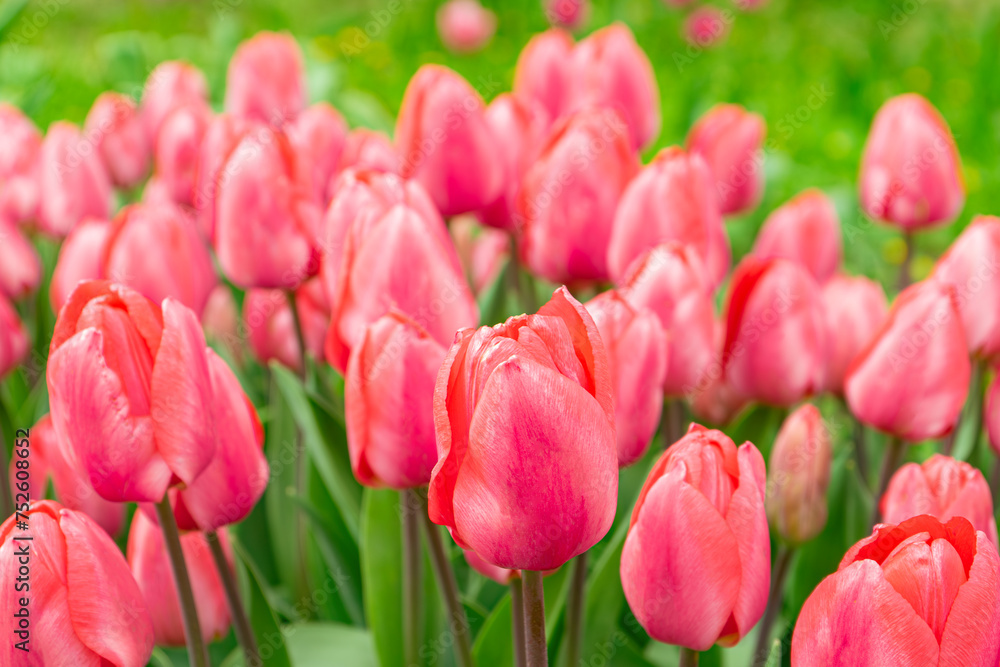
1, 6, 999, 667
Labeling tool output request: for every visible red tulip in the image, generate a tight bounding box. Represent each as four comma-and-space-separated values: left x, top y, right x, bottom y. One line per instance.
821, 274, 888, 394
85, 92, 150, 189
0, 501, 154, 666
586, 290, 668, 467
287, 102, 349, 206
0, 103, 41, 224
687, 104, 766, 216
722, 257, 827, 407
792, 515, 1000, 666
767, 404, 832, 544
47, 281, 217, 502
50, 217, 112, 313
845, 280, 970, 442
395, 65, 504, 217
127, 512, 231, 647
437, 0, 496, 53
154, 103, 211, 207
451, 215, 510, 295
0, 293, 29, 380
513, 28, 575, 125
932, 215, 1000, 359
339, 129, 400, 175
428, 287, 617, 571
753, 189, 841, 283
859, 94, 965, 231
140, 61, 209, 144
192, 113, 254, 239
519, 108, 639, 284
225, 32, 306, 125
608, 146, 730, 289
543, 0, 589, 28
0, 216, 41, 299
683, 7, 731, 48
621, 424, 769, 650
37, 121, 111, 237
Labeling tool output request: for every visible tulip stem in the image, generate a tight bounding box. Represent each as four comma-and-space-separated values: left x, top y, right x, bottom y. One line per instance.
870, 437, 906, 527
897, 232, 914, 292
0, 398, 14, 519
664, 399, 687, 448
154, 496, 210, 667
752, 545, 794, 667
402, 489, 423, 667
679, 647, 699, 666
508, 249, 538, 315
564, 553, 587, 667
852, 418, 871, 489
285, 289, 309, 383
522, 570, 547, 667
991, 458, 1000, 504
510, 577, 528, 667
943, 360, 985, 458
207, 530, 259, 666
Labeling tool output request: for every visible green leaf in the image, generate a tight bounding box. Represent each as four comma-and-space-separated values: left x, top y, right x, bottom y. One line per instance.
764, 639, 782, 667
580, 519, 630, 663
471, 593, 515, 667
283, 622, 378, 667
361, 488, 404, 667
232, 537, 293, 667
0, 0, 28, 40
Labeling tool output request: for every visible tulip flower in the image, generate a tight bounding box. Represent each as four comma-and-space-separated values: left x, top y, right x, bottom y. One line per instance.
544, 0, 589, 28
339, 129, 400, 175
192, 113, 253, 239
140, 61, 209, 144
792, 515, 1000, 665
37, 121, 111, 237
687, 104, 766, 216
512, 28, 575, 125
683, 7, 731, 48
845, 280, 970, 442
104, 203, 218, 315
127, 512, 231, 647
586, 290, 668, 466
821, 274, 888, 394
608, 147, 730, 288
214, 126, 322, 290
85, 92, 151, 189
225, 32, 306, 125
50, 217, 112, 313
437, 0, 496, 53
0, 293, 29, 379
932, 215, 1000, 360
395, 64, 504, 217
0, 216, 41, 299
287, 102, 348, 206
859, 94, 965, 230
767, 404, 832, 544
753, 189, 841, 283
989, 373, 1000, 458
47, 281, 217, 502
621, 424, 769, 650
519, 107, 639, 284
0, 103, 41, 224
451, 215, 510, 294
244, 281, 328, 372
154, 103, 212, 207
428, 287, 617, 571
201, 285, 242, 364
465, 549, 518, 584
0, 501, 154, 666
722, 257, 828, 407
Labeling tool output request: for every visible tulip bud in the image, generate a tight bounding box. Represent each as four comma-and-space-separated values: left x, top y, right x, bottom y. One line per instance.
792, 515, 1000, 664
38, 121, 112, 237
192, 113, 254, 239
859, 94, 964, 230
686, 104, 765, 216
127, 512, 231, 646
722, 257, 828, 407
339, 129, 400, 175
0, 216, 41, 299
0, 293, 29, 380
451, 215, 510, 295
85, 92, 150, 189
428, 287, 618, 571
845, 280, 970, 442
0, 103, 41, 224
543, 0, 589, 28
766, 404, 832, 544
586, 290, 668, 467
753, 189, 841, 283
821, 274, 888, 394
437, 0, 496, 53
225, 32, 306, 125
141, 61, 209, 144
513, 28, 575, 124
519, 108, 639, 284
683, 7, 731, 48
50, 217, 112, 313
154, 103, 212, 207
621, 424, 769, 650
0, 501, 154, 665
287, 102, 348, 207
688, 327, 747, 425
608, 146, 730, 289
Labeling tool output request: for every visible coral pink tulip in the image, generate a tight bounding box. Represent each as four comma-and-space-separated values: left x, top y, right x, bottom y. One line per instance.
821, 274, 888, 394
243, 281, 328, 372
140, 61, 209, 144
512, 28, 575, 125
201, 284, 242, 364
0, 216, 41, 299
0, 103, 41, 224
339, 129, 400, 174
0, 294, 29, 380
451, 215, 510, 295
437, 0, 496, 53
85, 92, 150, 189
753, 189, 841, 283
465, 550, 518, 584
154, 103, 211, 207
225, 32, 306, 125
767, 404, 832, 544
543, 0, 589, 28
50, 217, 112, 313
192, 113, 254, 239
687, 104, 766, 216
684, 7, 731, 47
288, 102, 348, 206
37, 121, 111, 237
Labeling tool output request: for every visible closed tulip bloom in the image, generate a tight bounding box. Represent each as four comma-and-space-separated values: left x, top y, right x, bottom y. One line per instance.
792, 515, 1000, 666
85, 92, 150, 189
608, 147, 730, 288
544, 0, 589, 28
988, 374, 1000, 458
154, 103, 211, 207
243, 283, 328, 372
288, 103, 348, 206
47, 281, 217, 502
687, 104, 766, 216
767, 404, 832, 544
683, 7, 731, 47
0, 294, 29, 380
0, 103, 41, 224
38, 121, 111, 237
437, 0, 496, 53
104, 203, 217, 315
225, 32, 306, 125
140, 61, 209, 144
395, 65, 504, 217
127, 512, 231, 647
513, 28, 575, 124
201, 285, 242, 365
465, 549, 518, 584
50, 218, 112, 313
429, 287, 618, 570
192, 113, 253, 239
860, 94, 965, 230
451, 215, 510, 294
753, 189, 841, 283
723, 257, 827, 407
821, 275, 888, 394
520, 108, 639, 284
0, 216, 41, 299
0, 501, 154, 666
844, 280, 970, 442
296, 277, 331, 362
338, 129, 400, 175
586, 290, 668, 467
932, 216, 1000, 359
621, 424, 769, 650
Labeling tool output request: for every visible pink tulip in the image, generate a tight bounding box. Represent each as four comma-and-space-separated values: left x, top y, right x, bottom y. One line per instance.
296, 276, 331, 362
0, 294, 29, 380
722, 257, 827, 407
0, 216, 41, 299
932, 215, 1000, 359
465, 549, 518, 584
687, 104, 766, 216
244, 281, 328, 372
50, 217, 112, 313
287, 102, 348, 206
845, 280, 970, 442
192, 113, 254, 239
608, 147, 730, 289
201, 284, 243, 364
437, 0, 497, 53
688, 334, 747, 425
586, 290, 668, 467
767, 404, 832, 544
451, 215, 510, 295
85, 92, 150, 189
154, 103, 212, 207
140, 61, 209, 144
753, 189, 841, 282
622, 424, 769, 650
860, 94, 965, 230
543, 0, 589, 28
821, 274, 888, 394
47, 281, 217, 502
0, 103, 41, 224
513, 28, 575, 125
127, 512, 231, 647
684, 7, 731, 47
225, 32, 306, 125
338, 129, 400, 175
428, 287, 617, 570
141, 176, 175, 207
395, 64, 504, 217
792, 515, 1000, 666
519, 108, 639, 284
37, 121, 111, 237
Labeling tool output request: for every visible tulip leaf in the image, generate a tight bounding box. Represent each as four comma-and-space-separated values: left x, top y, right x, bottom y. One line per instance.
579, 518, 631, 663
764, 638, 782, 667
282, 622, 378, 667
0, 0, 28, 42
232, 537, 293, 667
361, 488, 405, 667
471, 593, 515, 667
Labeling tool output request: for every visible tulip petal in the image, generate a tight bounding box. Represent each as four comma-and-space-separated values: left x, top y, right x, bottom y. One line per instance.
938, 532, 1000, 667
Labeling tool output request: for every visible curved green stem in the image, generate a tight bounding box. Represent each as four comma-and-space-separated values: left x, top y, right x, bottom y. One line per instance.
870, 437, 906, 528
752, 545, 794, 667
207, 530, 259, 666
